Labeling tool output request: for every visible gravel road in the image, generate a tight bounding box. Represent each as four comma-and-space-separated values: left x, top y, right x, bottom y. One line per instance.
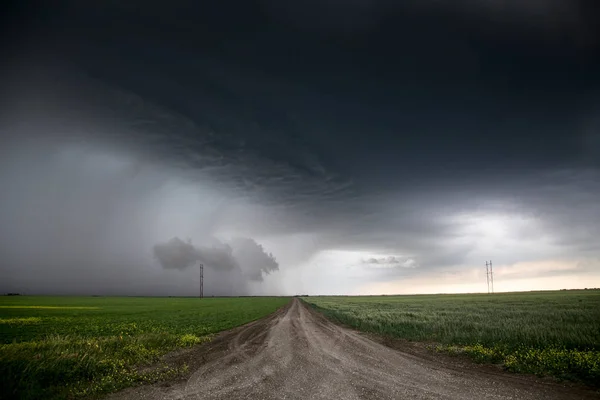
108, 298, 598, 400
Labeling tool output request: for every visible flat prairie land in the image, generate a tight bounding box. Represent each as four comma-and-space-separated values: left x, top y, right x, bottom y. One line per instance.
304, 290, 600, 385
0, 296, 289, 399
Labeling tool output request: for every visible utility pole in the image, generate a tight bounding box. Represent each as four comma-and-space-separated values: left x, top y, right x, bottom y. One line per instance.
199, 263, 204, 298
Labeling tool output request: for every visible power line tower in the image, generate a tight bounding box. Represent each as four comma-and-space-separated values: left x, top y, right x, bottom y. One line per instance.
485, 260, 494, 294
485, 261, 490, 294
199, 263, 204, 298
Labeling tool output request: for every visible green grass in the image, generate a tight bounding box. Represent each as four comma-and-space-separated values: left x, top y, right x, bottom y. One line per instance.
0, 296, 289, 400
303, 290, 600, 385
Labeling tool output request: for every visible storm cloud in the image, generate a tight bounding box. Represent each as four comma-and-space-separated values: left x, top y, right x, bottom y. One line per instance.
230, 237, 279, 282
0, 0, 598, 295
363, 257, 416, 269
153, 238, 200, 271
153, 236, 279, 284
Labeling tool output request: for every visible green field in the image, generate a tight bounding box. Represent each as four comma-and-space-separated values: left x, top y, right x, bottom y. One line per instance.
0, 296, 289, 400
304, 291, 600, 385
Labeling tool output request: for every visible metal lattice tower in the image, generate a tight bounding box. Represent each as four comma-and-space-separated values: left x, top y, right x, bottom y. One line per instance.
199, 263, 204, 298
485, 260, 494, 294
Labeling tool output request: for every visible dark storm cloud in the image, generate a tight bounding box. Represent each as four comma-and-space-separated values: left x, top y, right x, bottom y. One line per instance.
230, 237, 279, 282
1, 0, 599, 295
153, 237, 241, 273
153, 236, 279, 284
263, 0, 595, 47
196, 241, 238, 272
153, 237, 199, 270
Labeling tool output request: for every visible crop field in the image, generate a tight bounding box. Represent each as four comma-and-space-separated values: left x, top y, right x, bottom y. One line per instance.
0, 296, 289, 400
304, 290, 600, 385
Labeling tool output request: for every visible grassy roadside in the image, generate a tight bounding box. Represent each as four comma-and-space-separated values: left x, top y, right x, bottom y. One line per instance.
303, 291, 600, 386
0, 296, 289, 399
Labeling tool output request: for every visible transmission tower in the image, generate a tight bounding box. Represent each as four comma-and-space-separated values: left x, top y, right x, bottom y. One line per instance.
485, 260, 494, 294
199, 263, 204, 298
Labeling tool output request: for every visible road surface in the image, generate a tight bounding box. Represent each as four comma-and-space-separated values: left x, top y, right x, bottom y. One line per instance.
109, 298, 597, 400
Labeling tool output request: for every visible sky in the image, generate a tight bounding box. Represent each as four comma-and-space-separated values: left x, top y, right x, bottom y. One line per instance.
1, 0, 599, 296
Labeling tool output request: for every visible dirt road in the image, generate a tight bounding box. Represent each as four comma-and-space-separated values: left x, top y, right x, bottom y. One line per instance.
109, 298, 597, 400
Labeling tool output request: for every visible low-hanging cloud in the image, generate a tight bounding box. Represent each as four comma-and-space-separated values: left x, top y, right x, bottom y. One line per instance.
153, 236, 279, 283
364, 256, 402, 265
362, 256, 417, 269
230, 237, 279, 282
153, 237, 199, 270
196, 240, 239, 272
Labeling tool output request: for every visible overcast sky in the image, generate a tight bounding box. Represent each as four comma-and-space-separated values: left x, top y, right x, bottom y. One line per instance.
1, 0, 599, 296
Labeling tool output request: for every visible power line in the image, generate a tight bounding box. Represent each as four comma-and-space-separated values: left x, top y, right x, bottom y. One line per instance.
485, 261, 490, 294
490, 260, 494, 294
